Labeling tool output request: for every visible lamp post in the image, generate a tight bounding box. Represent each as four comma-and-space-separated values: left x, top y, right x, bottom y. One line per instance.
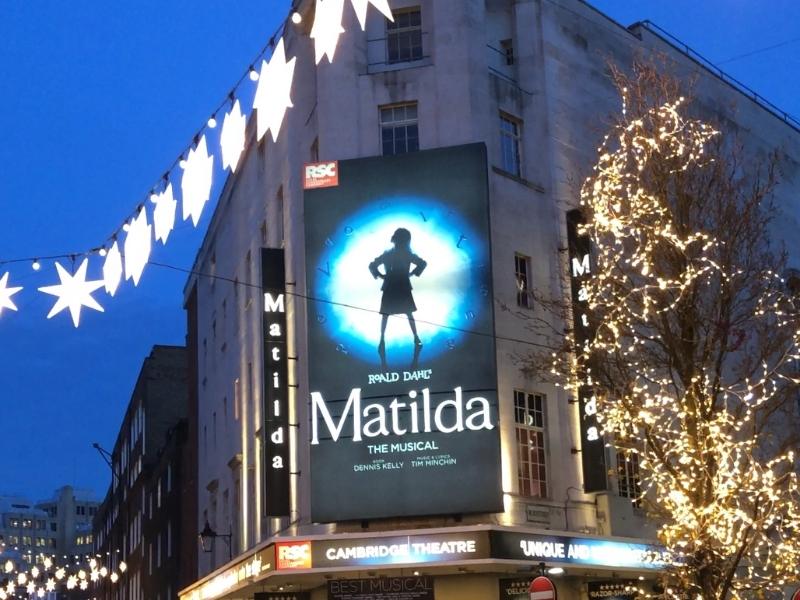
198, 521, 232, 561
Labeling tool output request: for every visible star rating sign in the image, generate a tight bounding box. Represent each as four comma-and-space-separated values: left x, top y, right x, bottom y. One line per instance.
103, 241, 123, 296
181, 135, 214, 226
311, 0, 345, 64
350, 0, 393, 30
254, 38, 297, 143
220, 99, 246, 172
38, 258, 105, 327
0, 272, 22, 316
124, 206, 152, 286
152, 183, 177, 244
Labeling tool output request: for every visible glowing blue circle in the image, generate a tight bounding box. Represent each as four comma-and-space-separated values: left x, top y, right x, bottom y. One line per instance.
314, 197, 487, 364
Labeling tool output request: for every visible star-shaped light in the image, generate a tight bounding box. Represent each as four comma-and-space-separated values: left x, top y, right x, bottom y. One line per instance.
123, 207, 152, 286
253, 39, 297, 143
38, 258, 105, 327
181, 135, 214, 226
25, 582, 34, 595
66, 576, 77, 590
0, 272, 21, 316
311, 0, 345, 64
152, 183, 177, 244
350, 0, 393, 29
103, 241, 123, 296
220, 100, 247, 172
45, 579, 55, 593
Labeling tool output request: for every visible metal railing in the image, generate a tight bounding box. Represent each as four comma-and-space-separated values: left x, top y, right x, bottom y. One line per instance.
632, 20, 800, 133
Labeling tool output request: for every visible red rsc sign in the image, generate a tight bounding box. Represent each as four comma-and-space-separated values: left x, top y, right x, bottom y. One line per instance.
275, 540, 312, 569
528, 576, 557, 600
303, 161, 339, 189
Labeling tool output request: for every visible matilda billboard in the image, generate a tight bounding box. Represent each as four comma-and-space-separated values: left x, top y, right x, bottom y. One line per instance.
304, 143, 502, 521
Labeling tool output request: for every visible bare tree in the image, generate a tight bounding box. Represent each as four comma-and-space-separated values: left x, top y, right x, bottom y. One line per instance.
535, 59, 800, 598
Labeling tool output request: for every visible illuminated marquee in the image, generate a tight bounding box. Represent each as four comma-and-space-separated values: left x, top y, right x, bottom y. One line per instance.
312, 531, 490, 568
566, 209, 607, 493
491, 530, 667, 570
262, 248, 291, 516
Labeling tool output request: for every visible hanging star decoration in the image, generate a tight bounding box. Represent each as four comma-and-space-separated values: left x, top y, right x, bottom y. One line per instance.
181, 135, 214, 226
38, 258, 105, 327
103, 241, 123, 296
152, 183, 177, 244
124, 207, 152, 286
350, 0, 393, 29
0, 272, 22, 316
220, 99, 247, 172
311, 0, 346, 64
254, 38, 297, 143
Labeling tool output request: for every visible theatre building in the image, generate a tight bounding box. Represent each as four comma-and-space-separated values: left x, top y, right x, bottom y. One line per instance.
179, 0, 800, 599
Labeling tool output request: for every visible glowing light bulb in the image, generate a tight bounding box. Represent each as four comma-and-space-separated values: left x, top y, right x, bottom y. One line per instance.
291, 11, 302, 23
32, 260, 41, 271
207, 116, 217, 129
98, 247, 107, 257
248, 66, 259, 81
119, 561, 127, 573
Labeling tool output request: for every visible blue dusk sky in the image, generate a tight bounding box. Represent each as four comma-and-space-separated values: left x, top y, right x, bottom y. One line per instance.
0, 1, 798, 503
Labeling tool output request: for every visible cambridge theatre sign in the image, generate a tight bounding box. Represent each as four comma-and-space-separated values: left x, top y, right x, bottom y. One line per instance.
179, 527, 667, 600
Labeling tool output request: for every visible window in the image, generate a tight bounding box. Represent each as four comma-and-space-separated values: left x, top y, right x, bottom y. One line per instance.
500, 38, 515, 65
515, 254, 531, 308
514, 390, 548, 498
386, 7, 422, 63
500, 113, 522, 176
617, 450, 642, 507
380, 103, 419, 156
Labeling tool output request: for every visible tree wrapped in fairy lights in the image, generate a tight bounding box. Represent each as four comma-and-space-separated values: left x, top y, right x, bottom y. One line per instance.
559, 60, 800, 598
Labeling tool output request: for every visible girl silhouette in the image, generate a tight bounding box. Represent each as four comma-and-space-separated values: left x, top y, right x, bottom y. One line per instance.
369, 227, 427, 350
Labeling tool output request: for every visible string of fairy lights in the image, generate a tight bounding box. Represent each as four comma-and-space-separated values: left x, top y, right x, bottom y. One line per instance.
0, 0, 394, 328
554, 82, 800, 597
0, 547, 126, 598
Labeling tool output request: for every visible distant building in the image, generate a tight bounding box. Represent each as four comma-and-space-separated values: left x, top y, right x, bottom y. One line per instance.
0, 486, 99, 570
37, 486, 99, 558
93, 345, 191, 600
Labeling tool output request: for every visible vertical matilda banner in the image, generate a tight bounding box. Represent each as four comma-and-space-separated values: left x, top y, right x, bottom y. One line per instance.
262, 248, 290, 516
304, 143, 502, 521
566, 210, 607, 493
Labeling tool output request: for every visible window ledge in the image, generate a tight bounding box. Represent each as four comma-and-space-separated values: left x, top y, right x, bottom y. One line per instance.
366, 57, 433, 75
492, 166, 545, 193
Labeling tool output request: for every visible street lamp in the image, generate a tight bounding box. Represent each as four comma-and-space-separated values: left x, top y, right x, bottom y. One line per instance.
198, 521, 232, 561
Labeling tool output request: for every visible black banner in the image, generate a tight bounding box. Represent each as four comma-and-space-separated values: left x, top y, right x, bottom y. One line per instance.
262, 248, 290, 516
328, 578, 433, 600
304, 144, 502, 521
566, 209, 607, 493
587, 581, 639, 599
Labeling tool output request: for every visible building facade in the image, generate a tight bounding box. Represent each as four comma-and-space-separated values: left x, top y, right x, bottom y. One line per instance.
0, 487, 99, 570
180, 1, 800, 599
93, 345, 192, 600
